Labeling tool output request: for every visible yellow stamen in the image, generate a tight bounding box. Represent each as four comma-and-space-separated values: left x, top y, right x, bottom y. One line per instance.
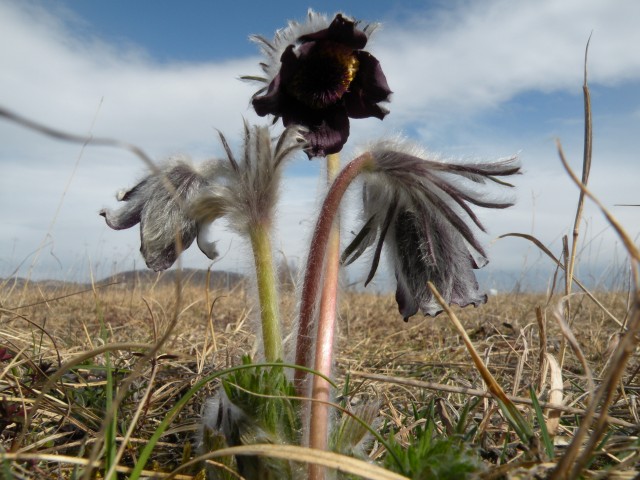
289, 42, 360, 109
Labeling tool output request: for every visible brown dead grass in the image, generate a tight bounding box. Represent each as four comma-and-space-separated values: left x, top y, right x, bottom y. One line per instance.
0, 279, 638, 478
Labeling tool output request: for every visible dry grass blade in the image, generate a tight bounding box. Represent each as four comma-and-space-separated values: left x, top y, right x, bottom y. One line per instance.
0, 106, 159, 174
168, 444, 410, 480
535, 306, 547, 389
6, 282, 118, 311
548, 160, 640, 479
566, 32, 593, 305
550, 296, 640, 479
543, 353, 563, 437
12, 342, 153, 450
553, 296, 595, 398
512, 334, 529, 397
347, 373, 634, 429
0, 452, 194, 479
556, 140, 640, 266
0, 345, 30, 383
82, 272, 187, 480
499, 232, 623, 327
103, 360, 160, 480
568, 299, 640, 479
0, 309, 63, 368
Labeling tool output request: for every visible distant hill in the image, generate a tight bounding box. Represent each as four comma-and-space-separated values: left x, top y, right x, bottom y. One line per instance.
100, 269, 245, 289
2, 269, 245, 291
1, 277, 87, 291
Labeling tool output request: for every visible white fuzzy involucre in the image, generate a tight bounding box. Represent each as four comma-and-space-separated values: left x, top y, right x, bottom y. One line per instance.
190, 124, 307, 236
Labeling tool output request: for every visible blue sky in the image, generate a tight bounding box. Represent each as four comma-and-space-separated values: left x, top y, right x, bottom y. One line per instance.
52, 1, 435, 62
1, 0, 639, 289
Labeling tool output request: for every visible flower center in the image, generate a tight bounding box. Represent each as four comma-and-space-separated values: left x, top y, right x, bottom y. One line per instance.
288, 41, 360, 109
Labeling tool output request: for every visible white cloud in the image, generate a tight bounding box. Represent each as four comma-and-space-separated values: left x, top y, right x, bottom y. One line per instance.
1, 0, 638, 286
0, 1, 261, 153
376, 0, 640, 122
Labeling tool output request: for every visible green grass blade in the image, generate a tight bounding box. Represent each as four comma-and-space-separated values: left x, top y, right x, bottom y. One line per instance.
529, 386, 554, 459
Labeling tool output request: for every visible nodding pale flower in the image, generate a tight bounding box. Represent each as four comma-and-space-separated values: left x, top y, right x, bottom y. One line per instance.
342, 139, 521, 320
100, 159, 219, 272
189, 124, 306, 233
100, 125, 305, 272
247, 10, 392, 158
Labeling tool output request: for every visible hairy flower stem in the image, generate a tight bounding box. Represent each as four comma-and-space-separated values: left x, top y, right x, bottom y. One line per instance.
308, 153, 342, 479
294, 154, 375, 479
249, 222, 283, 362
295, 153, 373, 387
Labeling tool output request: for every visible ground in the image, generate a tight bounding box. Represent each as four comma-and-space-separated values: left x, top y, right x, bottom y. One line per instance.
0, 277, 638, 479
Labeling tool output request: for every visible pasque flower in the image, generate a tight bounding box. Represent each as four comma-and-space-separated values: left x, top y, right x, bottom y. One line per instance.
342, 139, 521, 320
100, 159, 219, 271
247, 10, 392, 158
100, 125, 305, 274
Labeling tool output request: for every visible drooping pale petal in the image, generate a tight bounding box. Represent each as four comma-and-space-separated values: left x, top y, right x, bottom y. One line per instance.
99, 181, 148, 230
196, 224, 219, 261
100, 159, 217, 271
392, 210, 487, 320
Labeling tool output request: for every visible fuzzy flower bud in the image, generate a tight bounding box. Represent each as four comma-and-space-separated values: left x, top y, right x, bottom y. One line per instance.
190, 123, 306, 234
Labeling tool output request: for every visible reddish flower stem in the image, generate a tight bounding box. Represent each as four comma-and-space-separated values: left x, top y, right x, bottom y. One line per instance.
294, 152, 373, 389
298, 152, 373, 479
308, 153, 341, 480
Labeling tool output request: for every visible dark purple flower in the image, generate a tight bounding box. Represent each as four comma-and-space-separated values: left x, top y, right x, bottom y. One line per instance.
100, 159, 219, 271
342, 139, 521, 320
247, 11, 392, 158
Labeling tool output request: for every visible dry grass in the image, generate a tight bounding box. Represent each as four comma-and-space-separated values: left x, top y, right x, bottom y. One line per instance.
0, 277, 638, 478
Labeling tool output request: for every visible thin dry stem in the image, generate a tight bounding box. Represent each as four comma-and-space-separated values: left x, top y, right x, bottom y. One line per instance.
566, 33, 593, 298
347, 372, 634, 428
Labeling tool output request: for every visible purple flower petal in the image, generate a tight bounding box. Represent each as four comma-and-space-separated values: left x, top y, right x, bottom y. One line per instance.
248, 12, 391, 157
291, 107, 350, 157
252, 73, 285, 118
298, 14, 367, 50
345, 51, 392, 119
